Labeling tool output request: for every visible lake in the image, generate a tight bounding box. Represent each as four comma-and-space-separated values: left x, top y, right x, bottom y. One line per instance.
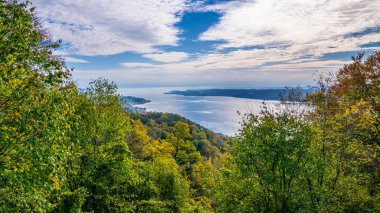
118, 87, 280, 136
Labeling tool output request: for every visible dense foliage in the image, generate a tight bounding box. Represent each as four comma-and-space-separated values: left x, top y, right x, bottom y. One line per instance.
214, 53, 380, 212
1, 1, 379, 212
0, 1, 225, 211
131, 112, 230, 157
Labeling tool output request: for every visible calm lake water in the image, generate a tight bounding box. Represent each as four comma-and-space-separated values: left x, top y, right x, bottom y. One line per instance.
119, 87, 280, 136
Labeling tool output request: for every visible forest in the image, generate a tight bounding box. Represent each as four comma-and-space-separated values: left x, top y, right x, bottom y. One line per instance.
0, 1, 379, 212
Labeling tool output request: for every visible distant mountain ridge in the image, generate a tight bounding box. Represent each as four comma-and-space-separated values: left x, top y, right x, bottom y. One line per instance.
166, 88, 310, 100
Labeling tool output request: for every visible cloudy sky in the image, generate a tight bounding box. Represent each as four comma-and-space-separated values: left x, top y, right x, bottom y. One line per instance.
31, 0, 380, 88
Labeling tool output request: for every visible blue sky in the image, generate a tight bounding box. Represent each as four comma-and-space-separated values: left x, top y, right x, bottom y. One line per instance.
31, 0, 380, 88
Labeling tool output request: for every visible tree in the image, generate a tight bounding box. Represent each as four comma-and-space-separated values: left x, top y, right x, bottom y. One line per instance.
128, 119, 151, 159
59, 79, 143, 212
215, 111, 316, 212
332, 52, 380, 115
307, 52, 380, 211
0, 1, 74, 210
0, 1, 224, 212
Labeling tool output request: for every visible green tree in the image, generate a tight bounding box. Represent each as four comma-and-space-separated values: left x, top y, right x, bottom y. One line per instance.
306, 53, 380, 211
0, 0, 74, 211
58, 79, 142, 212
215, 111, 315, 212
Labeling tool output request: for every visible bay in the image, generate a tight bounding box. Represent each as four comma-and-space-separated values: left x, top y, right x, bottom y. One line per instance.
118, 87, 280, 136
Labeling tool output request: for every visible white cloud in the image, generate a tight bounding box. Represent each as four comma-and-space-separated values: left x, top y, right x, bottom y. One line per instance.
120, 47, 352, 74
149, 0, 380, 86
269, 60, 351, 70
143, 52, 189, 62
194, 0, 248, 13
120, 62, 157, 69
200, 0, 380, 50
36, 0, 379, 87
117, 0, 380, 81
31, 0, 189, 56
196, 0, 380, 74
65, 57, 88, 63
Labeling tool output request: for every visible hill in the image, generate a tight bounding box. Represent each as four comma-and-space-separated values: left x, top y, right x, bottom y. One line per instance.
166, 88, 310, 100
131, 112, 231, 158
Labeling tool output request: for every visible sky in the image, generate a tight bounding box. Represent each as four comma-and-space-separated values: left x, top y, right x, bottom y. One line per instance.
31, 0, 380, 88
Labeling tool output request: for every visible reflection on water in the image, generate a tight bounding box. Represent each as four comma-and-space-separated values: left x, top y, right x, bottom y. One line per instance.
119, 87, 280, 136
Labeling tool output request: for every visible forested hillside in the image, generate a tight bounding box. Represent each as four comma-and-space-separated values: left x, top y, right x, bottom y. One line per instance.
166, 88, 311, 100
131, 112, 230, 156
1, 1, 379, 212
